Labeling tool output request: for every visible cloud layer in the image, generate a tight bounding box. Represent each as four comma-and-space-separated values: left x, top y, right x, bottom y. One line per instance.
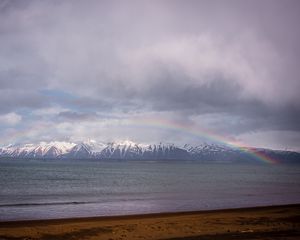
0, 0, 300, 150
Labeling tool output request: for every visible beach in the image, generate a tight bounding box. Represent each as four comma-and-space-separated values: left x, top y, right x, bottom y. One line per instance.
0, 204, 299, 240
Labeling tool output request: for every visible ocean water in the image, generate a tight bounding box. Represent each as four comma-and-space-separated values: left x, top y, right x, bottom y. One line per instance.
0, 159, 299, 221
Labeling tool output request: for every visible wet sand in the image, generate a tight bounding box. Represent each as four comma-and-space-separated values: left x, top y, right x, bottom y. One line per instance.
0, 204, 299, 240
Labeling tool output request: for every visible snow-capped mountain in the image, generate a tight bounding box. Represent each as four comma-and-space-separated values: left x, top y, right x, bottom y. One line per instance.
0, 140, 299, 164
0, 141, 76, 158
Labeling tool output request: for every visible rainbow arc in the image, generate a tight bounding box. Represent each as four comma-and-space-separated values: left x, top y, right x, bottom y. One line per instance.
130, 117, 278, 164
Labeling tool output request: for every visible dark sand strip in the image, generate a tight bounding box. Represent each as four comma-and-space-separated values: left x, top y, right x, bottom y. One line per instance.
0, 204, 299, 240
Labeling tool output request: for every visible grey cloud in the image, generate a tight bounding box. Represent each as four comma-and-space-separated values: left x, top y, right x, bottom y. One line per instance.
0, 0, 299, 149
57, 111, 98, 121
140, 73, 300, 134
143, 72, 241, 112
0, 89, 50, 114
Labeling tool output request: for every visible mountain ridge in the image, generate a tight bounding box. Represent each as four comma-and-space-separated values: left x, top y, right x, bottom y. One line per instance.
0, 140, 299, 164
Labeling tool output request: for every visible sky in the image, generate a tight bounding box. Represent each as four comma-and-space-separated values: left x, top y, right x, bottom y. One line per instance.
0, 0, 300, 150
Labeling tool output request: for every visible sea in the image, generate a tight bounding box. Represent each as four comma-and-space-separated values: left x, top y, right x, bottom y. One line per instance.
0, 159, 299, 221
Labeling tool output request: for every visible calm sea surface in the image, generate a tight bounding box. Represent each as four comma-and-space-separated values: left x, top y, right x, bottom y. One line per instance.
0, 159, 299, 221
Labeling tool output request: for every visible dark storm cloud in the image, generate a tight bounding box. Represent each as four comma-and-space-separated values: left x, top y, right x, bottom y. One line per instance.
137, 71, 300, 134
142, 71, 241, 112
0, 0, 299, 149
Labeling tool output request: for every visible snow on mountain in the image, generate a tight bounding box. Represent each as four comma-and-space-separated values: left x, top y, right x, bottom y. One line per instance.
0, 140, 299, 163
0, 141, 76, 158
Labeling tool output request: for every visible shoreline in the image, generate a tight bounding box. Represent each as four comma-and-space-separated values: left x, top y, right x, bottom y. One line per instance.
1, 203, 299, 224
1, 204, 299, 239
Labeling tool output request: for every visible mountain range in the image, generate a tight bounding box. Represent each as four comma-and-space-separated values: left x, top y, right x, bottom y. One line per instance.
0, 140, 299, 164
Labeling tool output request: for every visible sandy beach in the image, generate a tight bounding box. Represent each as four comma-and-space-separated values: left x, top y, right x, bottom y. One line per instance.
0, 204, 299, 240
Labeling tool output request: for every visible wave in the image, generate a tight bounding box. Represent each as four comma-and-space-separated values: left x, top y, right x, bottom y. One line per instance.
0, 201, 96, 208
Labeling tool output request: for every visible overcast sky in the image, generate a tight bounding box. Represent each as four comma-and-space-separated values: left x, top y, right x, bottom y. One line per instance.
0, 0, 300, 150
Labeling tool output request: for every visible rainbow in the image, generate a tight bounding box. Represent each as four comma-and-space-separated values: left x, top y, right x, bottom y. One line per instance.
129, 117, 278, 164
